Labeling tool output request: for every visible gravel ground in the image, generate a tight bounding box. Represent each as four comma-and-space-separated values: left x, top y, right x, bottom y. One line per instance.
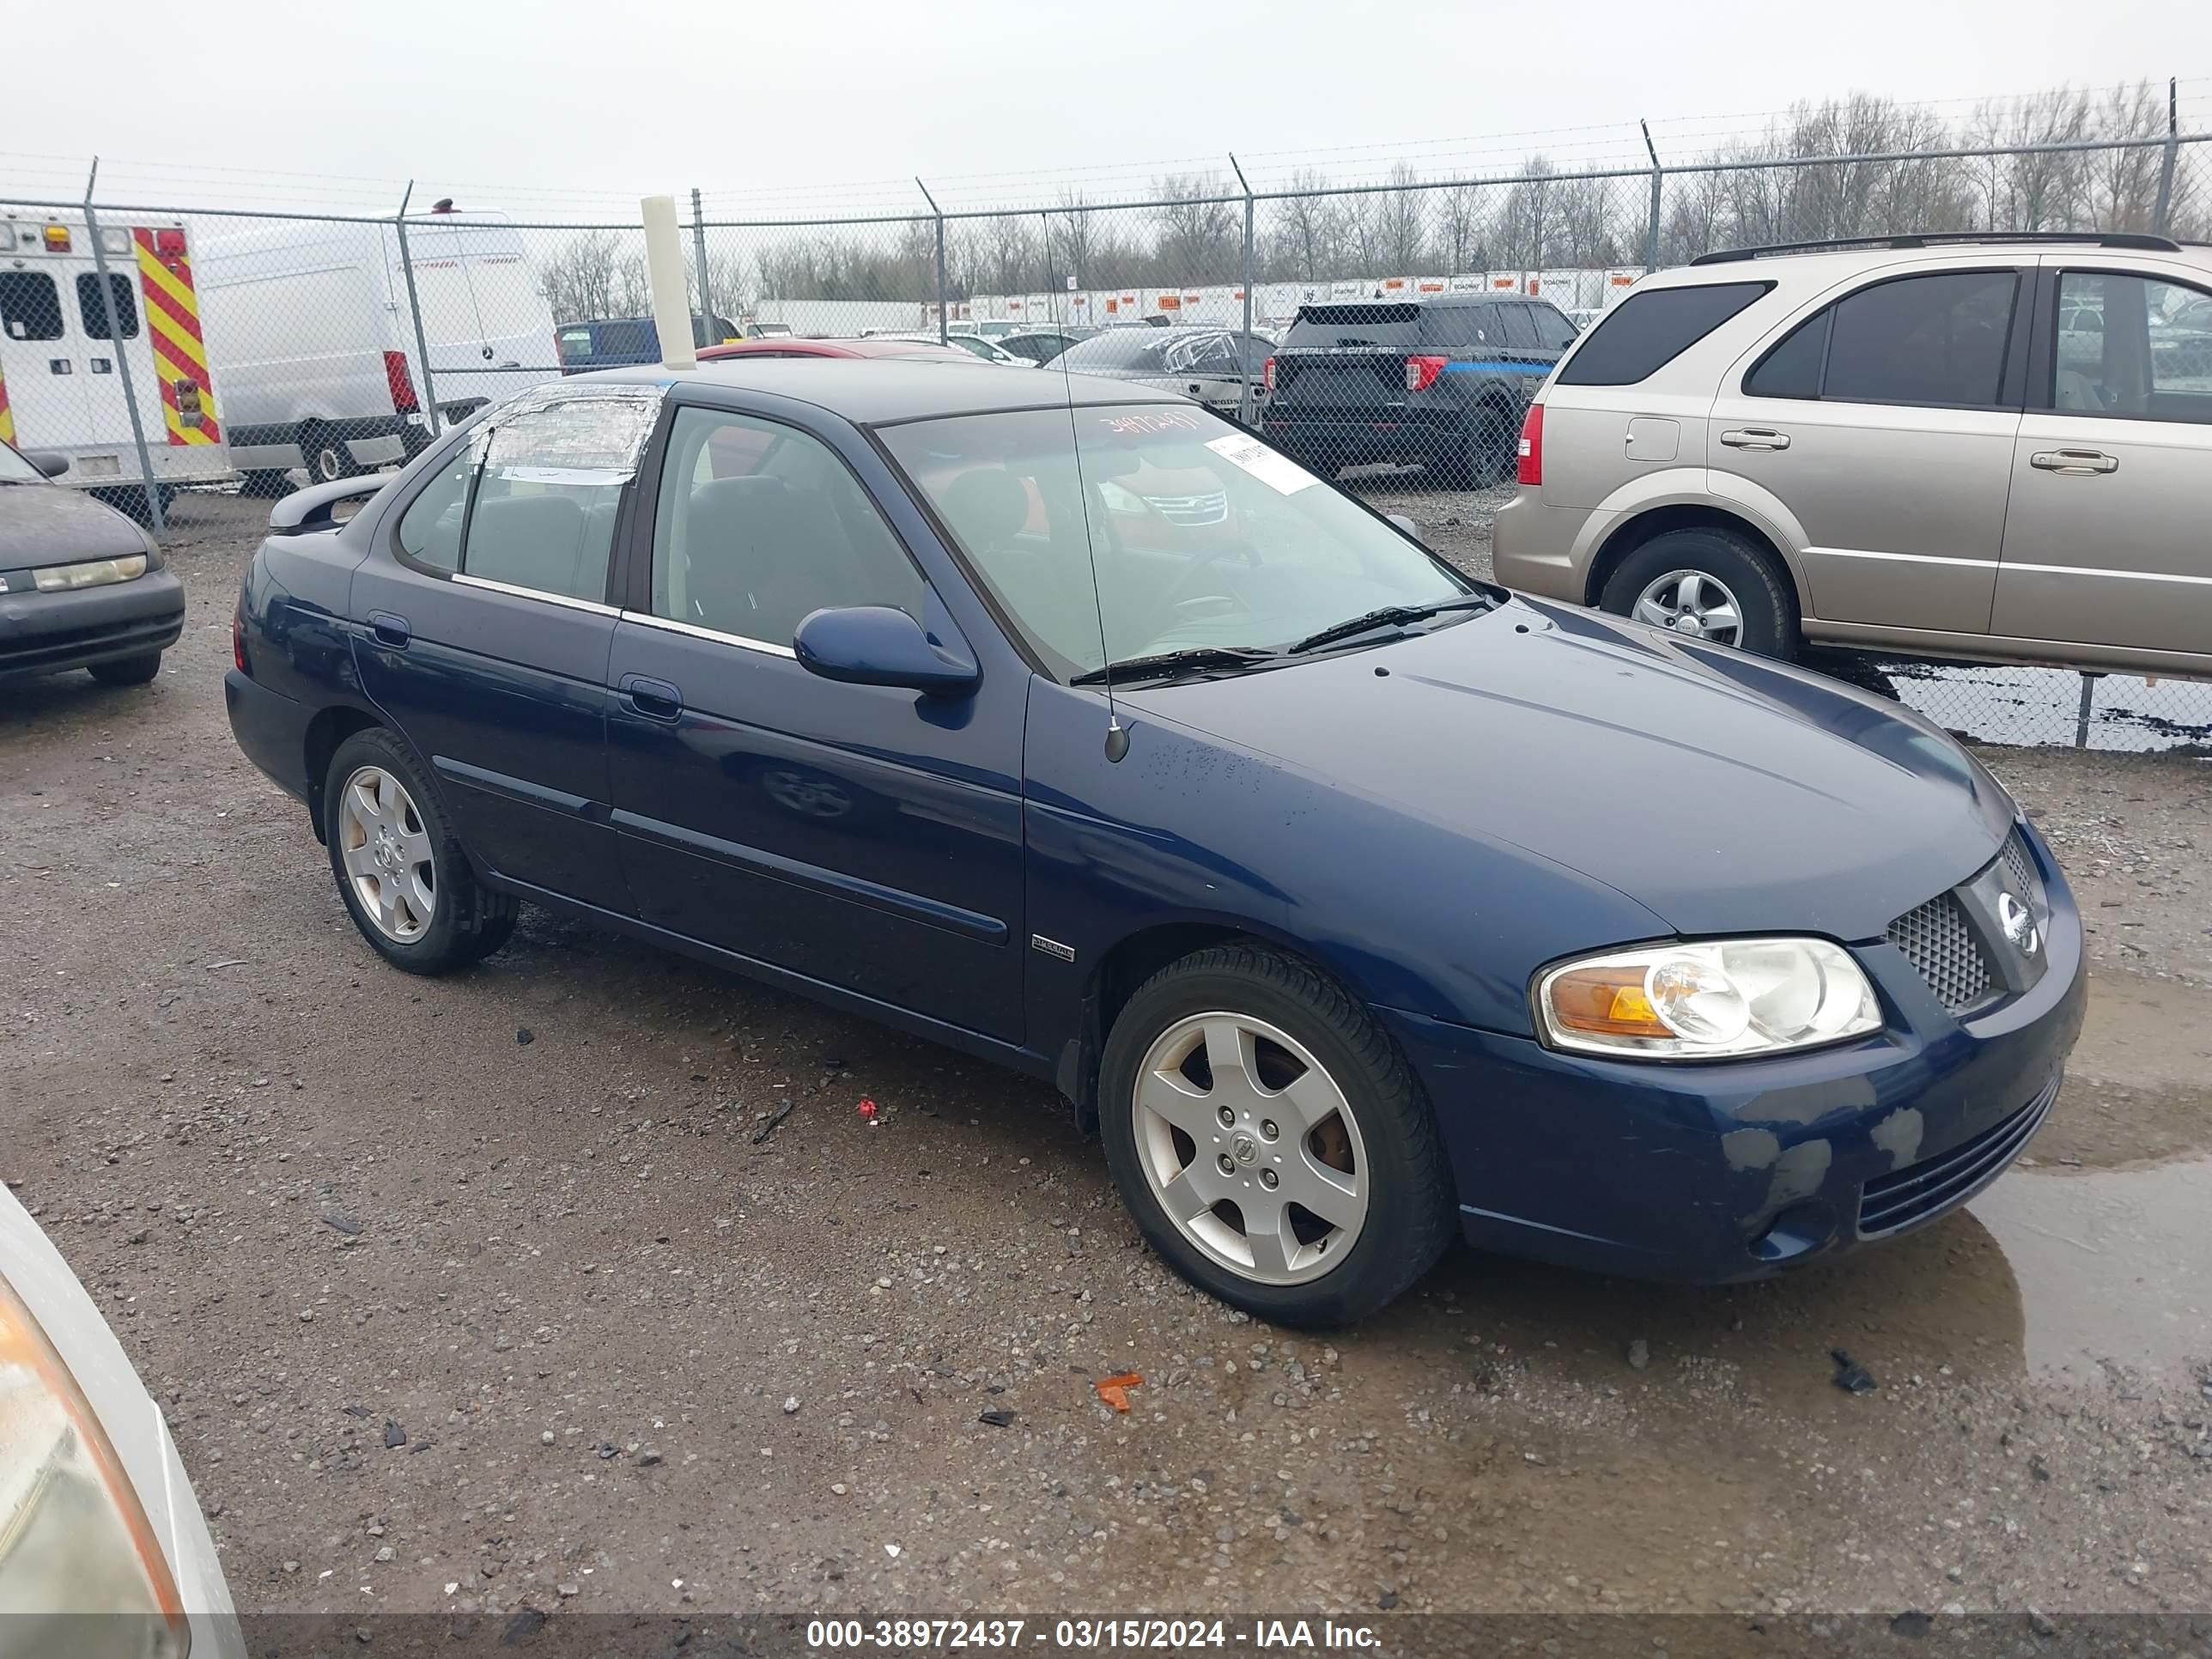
3, 489, 2207, 1625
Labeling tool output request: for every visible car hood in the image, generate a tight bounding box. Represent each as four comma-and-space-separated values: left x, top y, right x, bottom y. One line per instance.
1124, 595, 2013, 942
0, 483, 151, 567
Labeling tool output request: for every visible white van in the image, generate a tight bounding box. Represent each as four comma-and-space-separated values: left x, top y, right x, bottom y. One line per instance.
0, 208, 234, 508
192, 211, 558, 493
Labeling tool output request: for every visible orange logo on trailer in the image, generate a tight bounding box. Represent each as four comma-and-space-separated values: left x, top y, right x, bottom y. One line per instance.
131, 228, 222, 447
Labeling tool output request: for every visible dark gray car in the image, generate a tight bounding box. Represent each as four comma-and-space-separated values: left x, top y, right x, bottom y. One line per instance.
0, 442, 184, 685
1048, 327, 1275, 422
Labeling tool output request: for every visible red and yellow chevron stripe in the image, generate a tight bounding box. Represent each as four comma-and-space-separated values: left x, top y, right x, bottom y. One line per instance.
0, 366, 14, 447
132, 228, 222, 447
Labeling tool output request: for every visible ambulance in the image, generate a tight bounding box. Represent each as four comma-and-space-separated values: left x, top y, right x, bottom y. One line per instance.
0, 209, 231, 507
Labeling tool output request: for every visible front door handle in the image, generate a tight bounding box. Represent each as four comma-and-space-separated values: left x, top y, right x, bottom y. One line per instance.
2030, 448, 2119, 475
1720, 427, 1791, 451
619, 673, 683, 721
367, 611, 411, 647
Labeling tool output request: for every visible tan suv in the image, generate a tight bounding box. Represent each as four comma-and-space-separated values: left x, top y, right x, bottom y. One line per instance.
1492, 233, 2212, 678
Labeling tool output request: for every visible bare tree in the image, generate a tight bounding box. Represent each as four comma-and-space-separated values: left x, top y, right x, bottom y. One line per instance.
538, 231, 648, 324
1372, 161, 1427, 275
1153, 174, 1241, 281
1437, 182, 1492, 274
1264, 169, 1346, 283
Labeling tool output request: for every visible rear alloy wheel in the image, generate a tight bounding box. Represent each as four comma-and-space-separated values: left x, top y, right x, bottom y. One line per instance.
1599, 526, 1797, 659
322, 729, 516, 974
1100, 945, 1455, 1326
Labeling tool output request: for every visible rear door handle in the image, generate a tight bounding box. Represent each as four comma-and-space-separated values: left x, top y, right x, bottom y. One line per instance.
619, 673, 683, 720
2030, 448, 2119, 474
1720, 428, 1791, 451
367, 611, 410, 647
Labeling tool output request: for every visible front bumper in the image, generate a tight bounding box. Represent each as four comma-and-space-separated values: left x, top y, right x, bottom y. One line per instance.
0, 568, 185, 681
1380, 831, 2087, 1282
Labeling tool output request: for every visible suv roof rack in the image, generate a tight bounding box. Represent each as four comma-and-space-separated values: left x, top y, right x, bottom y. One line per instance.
1690, 231, 2184, 265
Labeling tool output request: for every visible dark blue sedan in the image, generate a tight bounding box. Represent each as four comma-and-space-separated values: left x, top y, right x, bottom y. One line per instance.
224, 362, 2084, 1326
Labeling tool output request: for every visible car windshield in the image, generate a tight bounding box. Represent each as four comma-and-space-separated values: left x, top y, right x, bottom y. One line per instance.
0, 442, 43, 483
878, 404, 1474, 680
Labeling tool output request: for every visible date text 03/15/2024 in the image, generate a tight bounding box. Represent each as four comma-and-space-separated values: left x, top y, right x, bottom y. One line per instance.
803, 1619, 1383, 1650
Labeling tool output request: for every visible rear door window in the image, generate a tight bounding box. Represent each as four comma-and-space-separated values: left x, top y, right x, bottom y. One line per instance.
1422, 307, 1485, 349
76, 273, 139, 340
1746, 270, 2021, 409
0, 272, 63, 342
1529, 304, 1579, 349
1559, 282, 1771, 386
1498, 305, 1543, 350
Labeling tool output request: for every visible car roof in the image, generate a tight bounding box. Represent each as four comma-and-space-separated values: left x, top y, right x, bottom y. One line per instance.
568, 360, 1182, 422
699, 337, 968, 360
1645, 236, 2212, 293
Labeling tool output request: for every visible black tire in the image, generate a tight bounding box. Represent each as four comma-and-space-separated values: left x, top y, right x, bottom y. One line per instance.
1598, 526, 1798, 659
1098, 944, 1456, 1327
322, 728, 517, 975
299, 423, 356, 486
240, 470, 293, 499
88, 652, 161, 687
1447, 404, 1514, 489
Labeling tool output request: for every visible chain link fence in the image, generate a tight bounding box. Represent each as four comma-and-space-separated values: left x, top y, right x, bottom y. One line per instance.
5, 107, 2210, 749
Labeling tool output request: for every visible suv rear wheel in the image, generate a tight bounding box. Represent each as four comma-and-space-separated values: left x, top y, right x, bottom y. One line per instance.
1599, 526, 1797, 659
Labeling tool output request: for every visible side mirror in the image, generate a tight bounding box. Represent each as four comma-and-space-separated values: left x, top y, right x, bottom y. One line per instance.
1386, 512, 1425, 545
27, 451, 70, 478
793, 606, 979, 698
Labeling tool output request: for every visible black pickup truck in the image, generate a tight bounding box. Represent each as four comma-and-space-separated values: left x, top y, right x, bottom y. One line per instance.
1262, 294, 1577, 485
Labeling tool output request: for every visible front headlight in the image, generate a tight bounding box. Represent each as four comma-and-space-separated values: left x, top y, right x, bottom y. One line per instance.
0, 1271, 187, 1655
32, 554, 149, 592
1534, 938, 1881, 1060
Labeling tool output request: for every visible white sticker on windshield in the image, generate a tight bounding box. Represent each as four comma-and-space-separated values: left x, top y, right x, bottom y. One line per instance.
1205, 432, 1319, 496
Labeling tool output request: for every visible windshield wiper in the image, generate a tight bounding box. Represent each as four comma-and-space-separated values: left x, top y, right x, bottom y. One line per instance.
1285, 594, 1498, 655
1070, 646, 1280, 687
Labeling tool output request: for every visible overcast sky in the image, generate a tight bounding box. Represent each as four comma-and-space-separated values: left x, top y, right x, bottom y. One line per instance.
14, 0, 2209, 211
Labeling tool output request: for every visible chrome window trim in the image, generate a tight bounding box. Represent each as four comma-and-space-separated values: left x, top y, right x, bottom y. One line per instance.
453, 573, 620, 616
620, 608, 799, 659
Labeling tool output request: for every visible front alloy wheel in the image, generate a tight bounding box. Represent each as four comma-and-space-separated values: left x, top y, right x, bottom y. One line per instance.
1099, 945, 1455, 1326
1132, 1012, 1369, 1284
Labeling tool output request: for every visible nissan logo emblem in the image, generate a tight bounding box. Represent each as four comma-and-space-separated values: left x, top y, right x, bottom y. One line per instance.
1996, 891, 2040, 957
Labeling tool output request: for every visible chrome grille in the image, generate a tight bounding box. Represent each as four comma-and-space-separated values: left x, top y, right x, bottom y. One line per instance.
2000, 828, 2037, 897
1886, 892, 1992, 1013
1145, 490, 1229, 526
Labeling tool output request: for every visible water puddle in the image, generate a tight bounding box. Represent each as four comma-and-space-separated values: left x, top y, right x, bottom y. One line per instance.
1969, 1158, 2212, 1380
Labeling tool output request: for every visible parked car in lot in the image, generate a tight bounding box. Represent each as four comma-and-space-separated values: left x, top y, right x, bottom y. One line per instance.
0, 1179, 243, 1656
1494, 232, 2212, 678
1049, 326, 1275, 420
927, 332, 1031, 367
697, 337, 977, 364
1264, 294, 1577, 483
226, 364, 2081, 1325
557, 313, 738, 374
997, 330, 1088, 365
0, 440, 181, 684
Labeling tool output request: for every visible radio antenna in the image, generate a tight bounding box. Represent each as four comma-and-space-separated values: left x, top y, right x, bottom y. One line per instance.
1042, 210, 1128, 762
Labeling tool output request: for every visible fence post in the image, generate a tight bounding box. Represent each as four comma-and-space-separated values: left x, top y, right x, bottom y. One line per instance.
915, 179, 948, 343
1641, 120, 1664, 271
2154, 76, 2179, 234
82, 160, 164, 534
2073, 673, 2098, 749
690, 187, 715, 344
393, 181, 442, 441
1231, 154, 1256, 427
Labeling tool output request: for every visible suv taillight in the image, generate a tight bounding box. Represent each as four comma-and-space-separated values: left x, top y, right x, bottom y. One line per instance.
1405, 355, 1447, 392
232, 611, 248, 675
1516, 403, 1544, 487
1262, 356, 1276, 392
383, 350, 418, 414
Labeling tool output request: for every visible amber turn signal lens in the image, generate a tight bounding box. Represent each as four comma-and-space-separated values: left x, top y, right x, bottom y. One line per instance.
1545, 965, 1665, 1037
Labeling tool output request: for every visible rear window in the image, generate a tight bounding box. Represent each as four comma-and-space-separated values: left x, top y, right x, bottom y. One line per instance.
0, 272, 62, 343
1559, 282, 1771, 386
1498, 306, 1542, 349
556, 326, 593, 361
1284, 302, 1421, 349
1054, 332, 1168, 372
